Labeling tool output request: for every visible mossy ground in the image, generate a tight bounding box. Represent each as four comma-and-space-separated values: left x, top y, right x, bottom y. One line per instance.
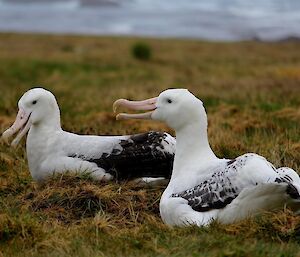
0, 33, 300, 256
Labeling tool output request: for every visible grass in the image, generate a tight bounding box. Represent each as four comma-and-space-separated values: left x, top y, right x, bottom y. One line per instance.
0, 33, 300, 256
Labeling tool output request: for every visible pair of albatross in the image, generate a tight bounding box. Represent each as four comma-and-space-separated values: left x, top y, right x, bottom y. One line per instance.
114, 88, 300, 226
2, 88, 300, 226
2, 88, 175, 183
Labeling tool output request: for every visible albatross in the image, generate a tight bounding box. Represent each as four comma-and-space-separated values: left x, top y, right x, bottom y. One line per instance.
114, 88, 300, 226
1, 88, 175, 183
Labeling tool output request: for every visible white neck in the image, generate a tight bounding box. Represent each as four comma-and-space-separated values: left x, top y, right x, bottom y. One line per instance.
33, 106, 62, 132
26, 109, 63, 180
27, 108, 62, 156
171, 120, 217, 180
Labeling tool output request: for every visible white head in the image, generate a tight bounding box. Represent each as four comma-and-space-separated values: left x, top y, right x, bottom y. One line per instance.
113, 89, 207, 131
2, 88, 61, 147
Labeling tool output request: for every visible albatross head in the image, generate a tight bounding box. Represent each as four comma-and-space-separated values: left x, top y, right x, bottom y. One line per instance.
113, 89, 207, 131
2, 88, 60, 147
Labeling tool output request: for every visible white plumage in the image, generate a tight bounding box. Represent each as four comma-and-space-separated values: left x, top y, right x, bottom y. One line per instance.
2, 88, 175, 183
114, 88, 300, 226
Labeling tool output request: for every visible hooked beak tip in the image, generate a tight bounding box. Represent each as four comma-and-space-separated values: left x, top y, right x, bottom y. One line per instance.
115, 114, 122, 120
113, 104, 118, 113
1, 110, 32, 147
1, 129, 12, 142
113, 99, 125, 113
11, 140, 19, 148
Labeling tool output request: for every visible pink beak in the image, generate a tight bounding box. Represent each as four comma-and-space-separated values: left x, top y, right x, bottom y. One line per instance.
113, 97, 157, 120
2, 108, 32, 147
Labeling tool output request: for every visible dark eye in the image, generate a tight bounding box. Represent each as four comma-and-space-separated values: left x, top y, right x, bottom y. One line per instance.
32, 100, 37, 105
167, 98, 172, 104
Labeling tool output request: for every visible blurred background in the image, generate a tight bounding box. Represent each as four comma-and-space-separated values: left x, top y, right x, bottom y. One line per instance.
0, 0, 299, 41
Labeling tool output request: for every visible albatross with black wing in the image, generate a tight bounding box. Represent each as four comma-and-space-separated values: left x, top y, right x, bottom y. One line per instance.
114, 88, 300, 226
2, 88, 175, 183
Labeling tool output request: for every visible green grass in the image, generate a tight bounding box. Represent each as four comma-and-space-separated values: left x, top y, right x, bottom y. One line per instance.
0, 33, 300, 256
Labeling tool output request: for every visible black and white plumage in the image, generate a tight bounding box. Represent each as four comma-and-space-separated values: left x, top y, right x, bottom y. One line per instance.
171, 158, 241, 212
1, 88, 175, 183
171, 154, 300, 212
114, 88, 300, 226
67, 131, 174, 181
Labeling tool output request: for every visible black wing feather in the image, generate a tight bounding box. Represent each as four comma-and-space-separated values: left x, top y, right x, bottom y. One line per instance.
69, 131, 175, 181
172, 160, 240, 212
172, 156, 300, 212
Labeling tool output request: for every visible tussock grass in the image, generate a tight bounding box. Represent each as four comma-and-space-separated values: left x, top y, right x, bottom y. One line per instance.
0, 33, 300, 256
24, 174, 162, 225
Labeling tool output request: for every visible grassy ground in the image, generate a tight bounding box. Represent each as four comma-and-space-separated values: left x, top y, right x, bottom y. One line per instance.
0, 33, 300, 257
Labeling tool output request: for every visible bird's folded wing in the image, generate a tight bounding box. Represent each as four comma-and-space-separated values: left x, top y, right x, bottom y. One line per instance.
68, 131, 175, 180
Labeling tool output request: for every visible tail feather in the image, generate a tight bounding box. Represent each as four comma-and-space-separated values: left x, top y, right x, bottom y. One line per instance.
286, 184, 300, 199
217, 183, 297, 224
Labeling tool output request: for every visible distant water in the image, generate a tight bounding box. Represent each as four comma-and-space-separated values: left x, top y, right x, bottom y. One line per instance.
0, 0, 300, 41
